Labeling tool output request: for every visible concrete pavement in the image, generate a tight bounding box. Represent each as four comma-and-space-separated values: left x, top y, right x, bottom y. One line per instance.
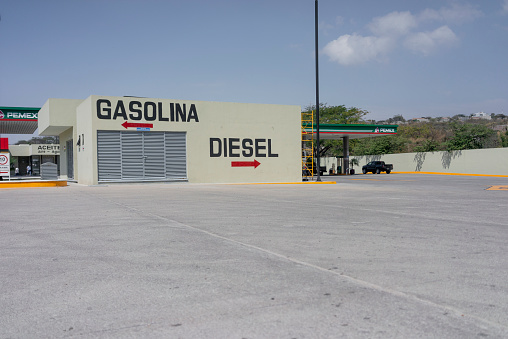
1, 174, 507, 338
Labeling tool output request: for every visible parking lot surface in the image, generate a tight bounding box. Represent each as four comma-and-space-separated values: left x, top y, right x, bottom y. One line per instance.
1, 174, 507, 338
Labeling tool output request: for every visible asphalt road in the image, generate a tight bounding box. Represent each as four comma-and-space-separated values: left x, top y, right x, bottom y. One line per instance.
1, 174, 507, 338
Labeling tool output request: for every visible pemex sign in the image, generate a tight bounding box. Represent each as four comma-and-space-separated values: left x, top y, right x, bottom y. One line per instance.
0, 107, 39, 121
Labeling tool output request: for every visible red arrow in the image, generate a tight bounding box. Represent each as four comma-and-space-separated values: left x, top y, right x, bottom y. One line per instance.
231, 159, 261, 169
121, 121, 154, 129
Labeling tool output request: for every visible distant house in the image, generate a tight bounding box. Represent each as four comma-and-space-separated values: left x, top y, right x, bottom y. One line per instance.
471, 112, 491, 120
411, 117, 430, 123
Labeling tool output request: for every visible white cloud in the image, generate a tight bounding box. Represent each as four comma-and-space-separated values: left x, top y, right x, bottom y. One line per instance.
323, 34, 393, 65
404, 26, 458, 56
368, 11, 417, 37
503, 0, 508, 14
324, 4, 479, 66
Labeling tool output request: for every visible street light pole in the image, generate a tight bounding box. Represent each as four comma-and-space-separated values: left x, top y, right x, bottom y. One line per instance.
315, 0, 321, 181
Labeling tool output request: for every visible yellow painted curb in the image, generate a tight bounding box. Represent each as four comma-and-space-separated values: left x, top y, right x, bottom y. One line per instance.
393, 172, 508, 178
0, 180, 68, 189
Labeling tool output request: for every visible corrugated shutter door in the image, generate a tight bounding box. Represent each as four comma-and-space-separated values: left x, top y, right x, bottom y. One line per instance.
166, 132, 187, 179
121, 132, 144, 179
144, 132, 166, 178
97, 130, 187, 182
97, 131, 121, 181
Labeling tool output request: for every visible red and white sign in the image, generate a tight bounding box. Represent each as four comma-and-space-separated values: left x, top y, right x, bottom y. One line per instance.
0, 153, 10, 178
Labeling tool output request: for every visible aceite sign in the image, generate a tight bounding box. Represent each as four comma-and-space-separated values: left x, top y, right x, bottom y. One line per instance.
34, 145, 60, 155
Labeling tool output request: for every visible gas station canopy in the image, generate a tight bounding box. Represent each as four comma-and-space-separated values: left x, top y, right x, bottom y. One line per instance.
0, 107, 40, 134
306, 123, 398, 140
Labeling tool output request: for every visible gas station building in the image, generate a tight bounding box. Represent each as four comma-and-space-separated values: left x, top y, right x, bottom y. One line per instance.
37, 96, 303, 185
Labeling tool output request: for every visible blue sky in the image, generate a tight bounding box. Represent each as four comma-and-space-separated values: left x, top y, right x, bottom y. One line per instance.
1, 0, 507, 142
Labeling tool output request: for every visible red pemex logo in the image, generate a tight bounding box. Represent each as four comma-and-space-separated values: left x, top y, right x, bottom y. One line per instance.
0, 110, 4, 119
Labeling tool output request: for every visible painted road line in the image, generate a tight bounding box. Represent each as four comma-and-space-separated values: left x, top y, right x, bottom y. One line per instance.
351, 179, 382, 181
229, 181, 337, 185
394, 172, 508, 178
350, 178, 415, 181
486, 186, 508, 191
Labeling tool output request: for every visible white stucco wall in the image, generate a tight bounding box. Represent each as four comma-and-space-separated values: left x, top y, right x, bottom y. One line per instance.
76, 97, 95, 185
38, 98, 83, 136
350, 148, 508, 175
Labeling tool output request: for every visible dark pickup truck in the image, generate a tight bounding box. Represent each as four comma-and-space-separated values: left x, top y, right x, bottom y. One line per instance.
362, 161, 393, 174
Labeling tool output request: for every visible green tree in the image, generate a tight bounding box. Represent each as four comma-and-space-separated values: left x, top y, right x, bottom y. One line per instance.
500, 130, 508, 147
397, 122, 448, 152
352, 135, 407, 155
398, 123, 433, 139
445, 122, 495, 151
304, 104, 368, 124
414, 139, 440, 152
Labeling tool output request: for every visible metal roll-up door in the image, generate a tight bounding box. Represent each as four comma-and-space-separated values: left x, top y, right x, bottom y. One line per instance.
97, 130, 187, 182
121, 132, 144, 179
97, 131, 121, 181
144, 132, 166, 179
165, 132, 187, 179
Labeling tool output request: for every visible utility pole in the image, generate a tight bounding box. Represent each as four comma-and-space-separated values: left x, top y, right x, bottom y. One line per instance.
315, 0, 321, 181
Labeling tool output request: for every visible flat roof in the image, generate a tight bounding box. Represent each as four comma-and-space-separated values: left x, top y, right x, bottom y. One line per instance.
0, 107, 40, 134
304, 123, 398, 140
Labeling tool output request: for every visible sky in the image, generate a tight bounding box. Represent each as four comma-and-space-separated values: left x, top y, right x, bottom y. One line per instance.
1, 0, 507, 143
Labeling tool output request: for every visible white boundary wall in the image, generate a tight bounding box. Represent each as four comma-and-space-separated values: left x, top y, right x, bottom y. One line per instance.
348, 148, 508, 175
